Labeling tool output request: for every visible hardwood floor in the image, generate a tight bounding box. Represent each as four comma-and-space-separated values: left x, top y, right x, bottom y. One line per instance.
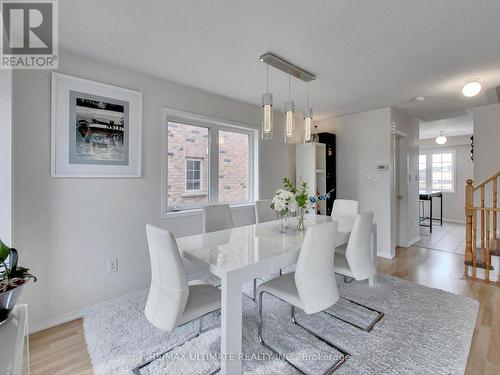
378, 247, 500, 375
29, 246, 500, 374
29, 319, 92, 375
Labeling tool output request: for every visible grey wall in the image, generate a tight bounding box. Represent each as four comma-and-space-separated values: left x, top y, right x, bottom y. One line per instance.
420, 135, 473, 223
473, 103, 500, 183
317, 108, 394, 258
0, 71, 12, 245
391, 109, 420, 247
12, 51, 294, 330
472, 103, 500, 228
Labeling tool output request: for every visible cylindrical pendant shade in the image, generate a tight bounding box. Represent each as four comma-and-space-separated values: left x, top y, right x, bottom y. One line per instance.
262, 93, 273, 140
284, 100, 295, 143
303, 107, 313, 143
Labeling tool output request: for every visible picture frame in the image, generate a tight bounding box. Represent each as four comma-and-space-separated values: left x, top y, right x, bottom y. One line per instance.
51, 73, 142, 177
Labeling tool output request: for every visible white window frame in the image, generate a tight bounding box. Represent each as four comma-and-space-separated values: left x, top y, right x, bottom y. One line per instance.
419, 148, 456, 193
161, 108, 258, 216
418, 154, 427, 191
185, 158, 203, 192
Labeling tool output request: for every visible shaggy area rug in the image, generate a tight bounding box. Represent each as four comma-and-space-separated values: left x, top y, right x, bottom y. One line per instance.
83, 274, 479, 374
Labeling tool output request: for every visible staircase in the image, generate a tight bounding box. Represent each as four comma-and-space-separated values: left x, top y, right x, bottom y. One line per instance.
464, 171, 500, 282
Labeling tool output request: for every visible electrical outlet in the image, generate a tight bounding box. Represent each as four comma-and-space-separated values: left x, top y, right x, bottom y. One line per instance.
107, 259, 118, 273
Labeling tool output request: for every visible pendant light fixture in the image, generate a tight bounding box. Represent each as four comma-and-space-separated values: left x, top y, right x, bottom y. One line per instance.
284, 72, 295, 143
259, 53, 316, 143
303, 83, 313, 143
261, 63, 273, 140
435, 131, 447, 145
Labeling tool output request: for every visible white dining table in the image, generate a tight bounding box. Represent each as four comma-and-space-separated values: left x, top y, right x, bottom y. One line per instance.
176, 214, 378, 375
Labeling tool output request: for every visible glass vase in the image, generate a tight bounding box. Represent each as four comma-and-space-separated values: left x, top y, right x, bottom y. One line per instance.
297, 207, 306, 231
279, 211, 291, 233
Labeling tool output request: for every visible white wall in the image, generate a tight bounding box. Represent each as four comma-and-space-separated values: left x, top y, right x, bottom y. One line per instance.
473, 103, 500, 183
420, 135, 473, 223
473, 103, 500, 227
0, 71, 12, 246
12, 51, 294, 330
317, 108, 394, 258
391, 109, 420, 247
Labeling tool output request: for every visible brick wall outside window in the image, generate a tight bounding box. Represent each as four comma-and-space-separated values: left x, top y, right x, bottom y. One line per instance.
218, 130, 249, 203
167, 122, 250, 208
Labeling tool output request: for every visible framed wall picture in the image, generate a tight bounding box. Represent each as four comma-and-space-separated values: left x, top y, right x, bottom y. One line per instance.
51, 73, 142, 177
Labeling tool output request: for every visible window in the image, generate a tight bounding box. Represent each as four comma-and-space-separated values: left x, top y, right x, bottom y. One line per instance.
186, 159, 202, 191
163, 110, 256, 212
167, 122, 209, 208
431, 153, 453, 191
419, 150, 456, 193
218, 130, 249, 203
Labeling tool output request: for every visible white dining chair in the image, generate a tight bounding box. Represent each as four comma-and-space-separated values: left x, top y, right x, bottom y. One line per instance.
203, 203, 267, 301
330, 212, 384, 332
133, 225, 221, 375
257, 221, 349, 374
255, 199, 277, 223
202, 204, 233, 233
331, 199, 359, 233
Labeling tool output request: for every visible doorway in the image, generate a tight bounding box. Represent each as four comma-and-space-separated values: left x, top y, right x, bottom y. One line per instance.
392, 130, 410, 250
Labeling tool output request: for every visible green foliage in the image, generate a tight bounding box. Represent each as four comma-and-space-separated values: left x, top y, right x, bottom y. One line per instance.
282, 177, 309, 209
0, 239, 37, 291
282, 177, 297, 193
295, 180, 309, 209
0, 239, 10, 263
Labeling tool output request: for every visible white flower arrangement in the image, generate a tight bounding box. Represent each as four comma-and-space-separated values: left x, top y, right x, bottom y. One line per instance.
271, 188, 297, 214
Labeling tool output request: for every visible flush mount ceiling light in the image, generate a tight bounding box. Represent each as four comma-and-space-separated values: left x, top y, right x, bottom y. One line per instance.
462, 80, 482, 97
412, 96, 425, 102
435, 131, 447, 145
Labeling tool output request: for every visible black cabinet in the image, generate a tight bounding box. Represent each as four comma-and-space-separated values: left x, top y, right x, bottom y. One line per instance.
317, 132, 336, 215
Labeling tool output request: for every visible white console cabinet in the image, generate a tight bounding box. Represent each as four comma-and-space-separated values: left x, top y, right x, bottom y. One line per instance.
0, 304, 29, 375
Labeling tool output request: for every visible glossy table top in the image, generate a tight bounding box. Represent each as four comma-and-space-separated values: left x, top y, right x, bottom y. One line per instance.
177, 214, 350, 276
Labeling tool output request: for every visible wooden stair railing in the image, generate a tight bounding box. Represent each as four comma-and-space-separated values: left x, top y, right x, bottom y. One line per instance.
465, 171, 500, 281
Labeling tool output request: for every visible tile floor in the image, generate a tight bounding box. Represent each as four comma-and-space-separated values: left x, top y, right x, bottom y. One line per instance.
414, 221, 466, 254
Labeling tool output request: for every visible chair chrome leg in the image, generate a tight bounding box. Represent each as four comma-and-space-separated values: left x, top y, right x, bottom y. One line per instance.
343, 275, 353, 283
258, 292, 307, 374
324, 296, 384, 332
132, 312, 220, 374
244, 269, 284, 301
290, 306, 350, 373
258, 291, 349, 374
243, 278, 260, 301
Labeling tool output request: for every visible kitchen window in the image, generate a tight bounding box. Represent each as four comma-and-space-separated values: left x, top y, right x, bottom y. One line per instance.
419, 150, 456, 193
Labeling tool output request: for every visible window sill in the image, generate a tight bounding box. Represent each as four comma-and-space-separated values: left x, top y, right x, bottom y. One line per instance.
181, 192, 208, 197
161, 202, 254, 220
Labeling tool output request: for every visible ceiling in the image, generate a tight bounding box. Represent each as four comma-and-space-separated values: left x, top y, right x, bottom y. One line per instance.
59, 0, 500, 121
419, 114, 473, 139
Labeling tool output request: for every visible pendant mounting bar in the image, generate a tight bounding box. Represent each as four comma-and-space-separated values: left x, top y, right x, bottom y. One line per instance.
259, 52, 316, 82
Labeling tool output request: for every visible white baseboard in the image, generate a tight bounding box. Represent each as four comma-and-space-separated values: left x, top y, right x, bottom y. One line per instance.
378, 251, 395, 259
406, 236, 421, 247
443, 218, 466, 224
29, 288, 148, 334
